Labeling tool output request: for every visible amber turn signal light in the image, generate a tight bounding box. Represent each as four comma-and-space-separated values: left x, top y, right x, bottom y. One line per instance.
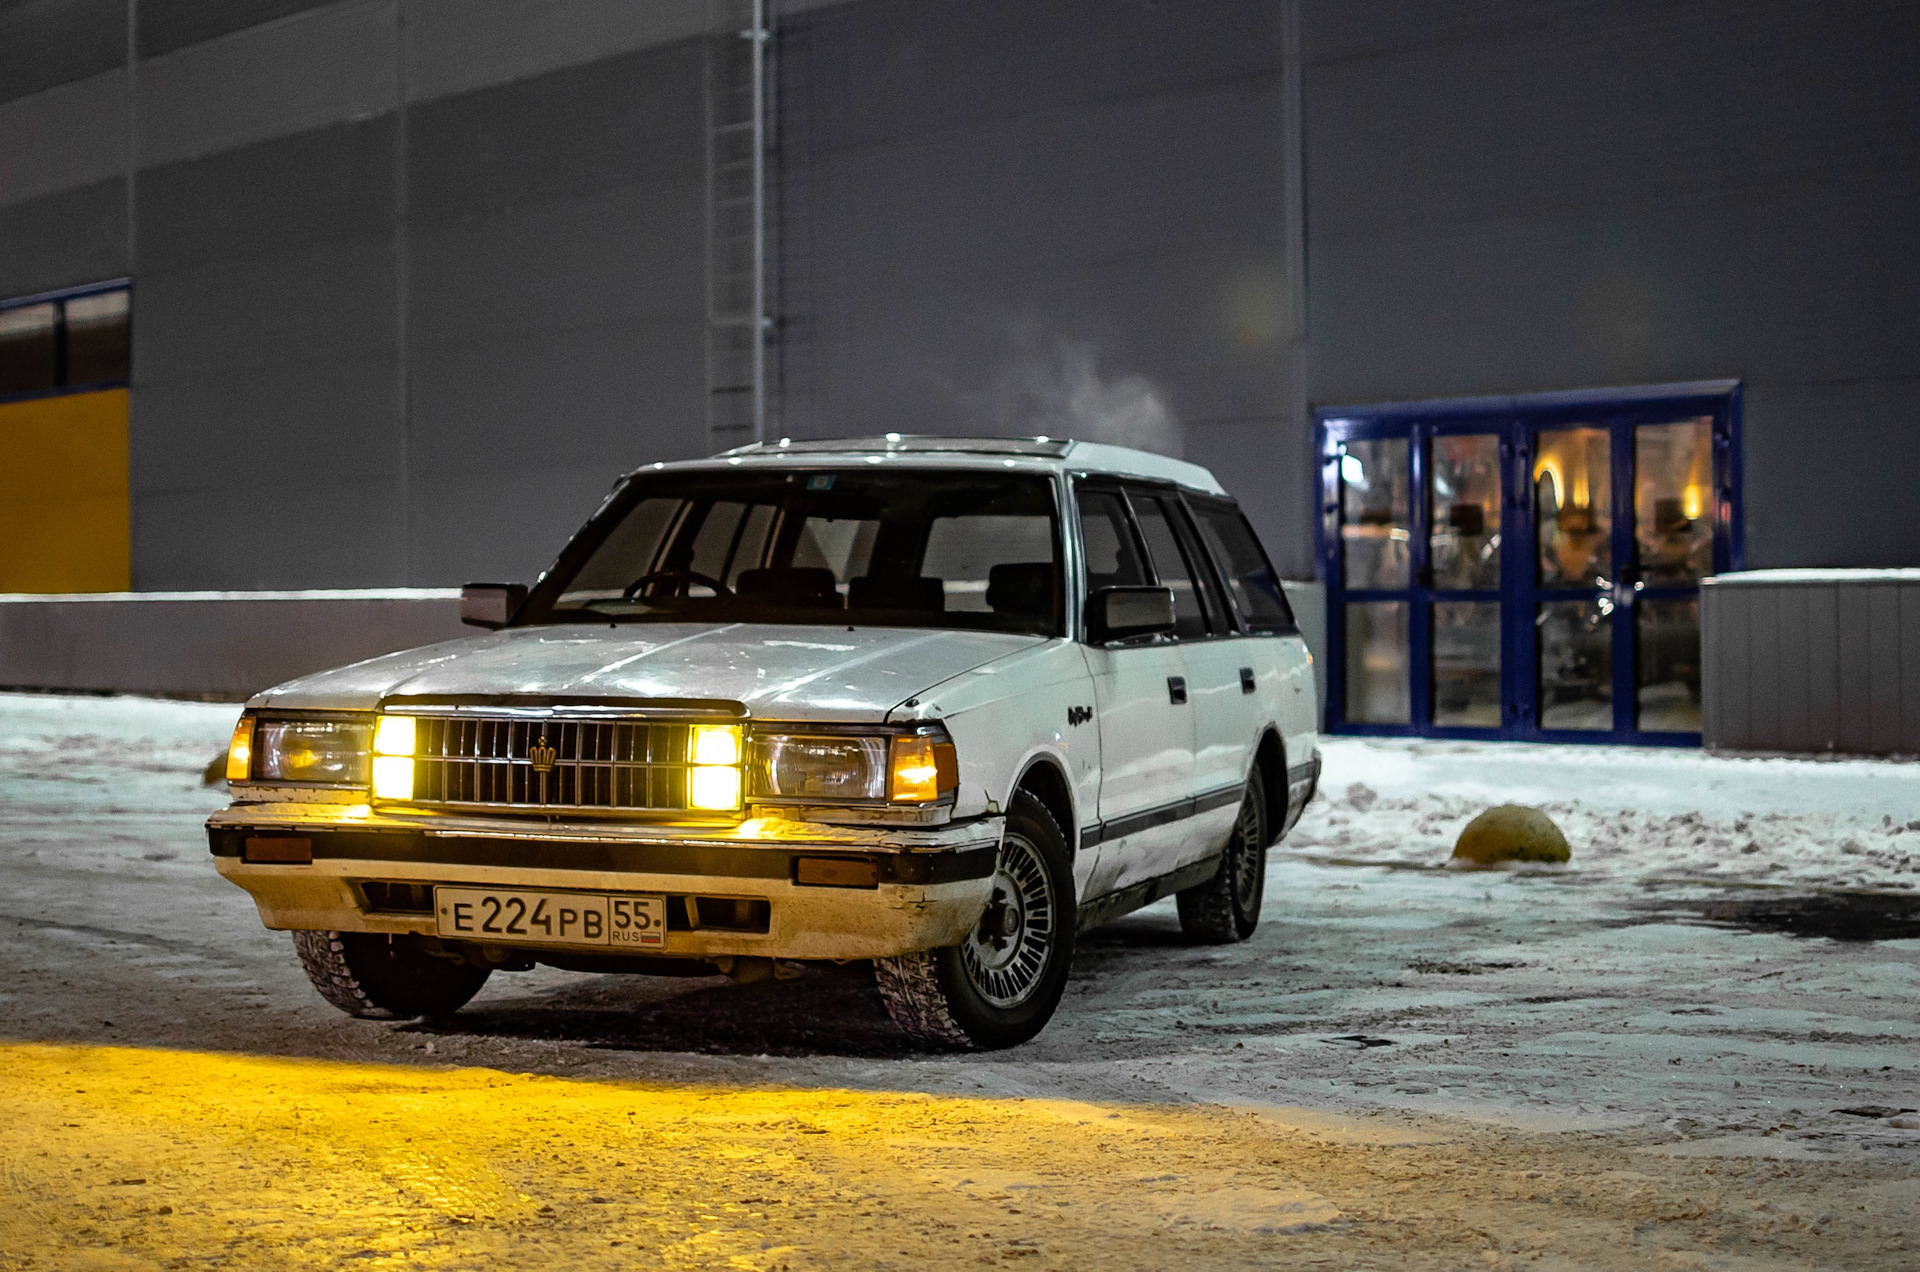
888, 734, 958, 804
226, 716, 255, 782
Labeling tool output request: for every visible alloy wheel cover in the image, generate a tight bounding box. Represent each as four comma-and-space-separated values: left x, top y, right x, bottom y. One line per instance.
960, 831, 1056, 1008
1231, 792, 1263, 910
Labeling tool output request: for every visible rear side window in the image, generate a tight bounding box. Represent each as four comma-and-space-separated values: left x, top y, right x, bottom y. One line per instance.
1189, 499, 1298, 634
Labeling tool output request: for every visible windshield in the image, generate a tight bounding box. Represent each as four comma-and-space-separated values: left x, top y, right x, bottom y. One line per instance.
523, 469, 1063, 636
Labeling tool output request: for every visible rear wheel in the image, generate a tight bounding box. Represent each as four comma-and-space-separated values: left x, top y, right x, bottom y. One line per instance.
292, 930, 491, 1020
874, 791, 1075, 1050
1176, 767, 1268, 943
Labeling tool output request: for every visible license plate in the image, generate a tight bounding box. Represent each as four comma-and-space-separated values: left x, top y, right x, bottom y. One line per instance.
434, 886, 666, 949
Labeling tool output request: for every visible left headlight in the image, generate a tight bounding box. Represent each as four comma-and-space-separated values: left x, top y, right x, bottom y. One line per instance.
749, 728, 958, 806
248, 716, 373, 785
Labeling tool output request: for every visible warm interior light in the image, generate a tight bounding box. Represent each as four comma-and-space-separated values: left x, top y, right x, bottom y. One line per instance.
1682, 483, 1704, 521
373, 714, 416, 756
226, 717, 255, 782
688, 764, 741, 811
889, 735, 957, 804
691, 724, 742, 766
1533, 456, 1562, 514
371, 755, 414, 801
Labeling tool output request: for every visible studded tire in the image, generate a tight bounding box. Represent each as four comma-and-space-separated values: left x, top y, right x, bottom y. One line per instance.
292, 930, 492, 1020
874, 790, 1076, 1050
1176, 767, 1269, 944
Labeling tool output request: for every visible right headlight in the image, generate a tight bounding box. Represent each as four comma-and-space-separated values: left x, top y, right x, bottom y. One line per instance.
748, 729, 957, 805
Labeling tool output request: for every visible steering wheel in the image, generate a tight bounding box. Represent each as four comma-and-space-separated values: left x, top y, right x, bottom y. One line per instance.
622, 569, 733, 601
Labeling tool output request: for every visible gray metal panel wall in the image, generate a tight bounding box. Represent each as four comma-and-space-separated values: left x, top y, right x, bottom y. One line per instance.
132, 113, 408, 588
0, 0, 124, 105
136, 0, 341, 59
0, 592, 467, 699
2, 0, 718, 592
0, 67, 127, 206
1702, 572, 1920, 754
0, 177, 126, 297
774, 0, 1312, 574
1304, 0, 1920, 570
402, 37, 710, 586
123, 9, 714, 588
8, 0, 1920, 597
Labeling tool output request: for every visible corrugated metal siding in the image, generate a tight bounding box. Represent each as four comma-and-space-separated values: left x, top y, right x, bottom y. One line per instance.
1702, 570, 1920, 754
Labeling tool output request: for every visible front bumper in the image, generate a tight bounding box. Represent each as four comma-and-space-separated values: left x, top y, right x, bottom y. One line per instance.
208, 802, 1003, 961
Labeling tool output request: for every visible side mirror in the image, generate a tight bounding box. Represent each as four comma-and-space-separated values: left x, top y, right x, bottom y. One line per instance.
460, 582, 527, 629
1086, 586, 1175, 644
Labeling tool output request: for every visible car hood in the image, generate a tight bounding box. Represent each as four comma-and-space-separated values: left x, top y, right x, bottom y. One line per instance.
251, 622, 1052, 722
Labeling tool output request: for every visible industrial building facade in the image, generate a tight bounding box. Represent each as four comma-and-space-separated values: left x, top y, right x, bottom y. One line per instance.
2, 0, 1916, 743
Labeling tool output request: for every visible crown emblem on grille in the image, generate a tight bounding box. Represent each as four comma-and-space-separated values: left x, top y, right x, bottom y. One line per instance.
528, 737, 558, 774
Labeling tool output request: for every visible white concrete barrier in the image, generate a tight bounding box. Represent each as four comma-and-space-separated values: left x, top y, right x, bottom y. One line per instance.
1281, 579, 1326, 728
0, 590, 466, 700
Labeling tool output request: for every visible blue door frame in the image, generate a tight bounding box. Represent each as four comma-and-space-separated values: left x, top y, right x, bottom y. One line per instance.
1316, 381, 1743, 747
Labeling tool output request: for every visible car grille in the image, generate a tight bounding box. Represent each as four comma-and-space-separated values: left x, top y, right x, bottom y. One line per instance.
413, 716, 698, 812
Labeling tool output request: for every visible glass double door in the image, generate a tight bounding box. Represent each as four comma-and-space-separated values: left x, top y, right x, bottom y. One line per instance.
1322, 392, 1737, 744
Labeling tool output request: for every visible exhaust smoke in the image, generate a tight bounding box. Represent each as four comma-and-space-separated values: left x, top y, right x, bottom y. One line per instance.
968, 328, 1183, 458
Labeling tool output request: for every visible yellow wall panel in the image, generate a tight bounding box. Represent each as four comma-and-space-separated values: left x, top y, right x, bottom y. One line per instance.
0, 388, 131, 593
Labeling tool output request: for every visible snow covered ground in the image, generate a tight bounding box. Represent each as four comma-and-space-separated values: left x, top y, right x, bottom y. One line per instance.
1, 693, 1916, 1143
1292, 736, 1920, 892
0, 690, 239, 872
3, 692, 1919, 1264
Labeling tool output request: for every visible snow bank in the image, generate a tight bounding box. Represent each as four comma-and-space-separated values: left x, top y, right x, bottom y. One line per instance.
1289, 737, 1920, 891
0, 692, 239, 875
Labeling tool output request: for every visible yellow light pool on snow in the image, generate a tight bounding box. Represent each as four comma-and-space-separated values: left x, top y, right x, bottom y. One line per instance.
691, 723, 741, 766
688, 764, 741, 810
371, 755, 414, 801
225, 716, 254, 782
373, 714, 416, 756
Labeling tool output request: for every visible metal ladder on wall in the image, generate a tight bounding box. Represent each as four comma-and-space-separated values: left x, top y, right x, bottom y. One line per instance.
705, 0, 771, 454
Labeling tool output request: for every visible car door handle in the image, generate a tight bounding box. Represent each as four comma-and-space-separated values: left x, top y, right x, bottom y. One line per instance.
1167, 676, 1187, 705
1239, 666, 1256, 694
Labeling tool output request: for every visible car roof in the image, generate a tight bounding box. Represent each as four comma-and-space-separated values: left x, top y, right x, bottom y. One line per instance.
637, 435, 1229, 496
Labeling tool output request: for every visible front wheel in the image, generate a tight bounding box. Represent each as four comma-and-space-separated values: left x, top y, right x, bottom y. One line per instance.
292, 931, 491, 1020
1176, 767, 1268, 943
874, 791, 1076, 1050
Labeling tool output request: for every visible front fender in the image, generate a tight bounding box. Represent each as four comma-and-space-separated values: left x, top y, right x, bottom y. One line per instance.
887, 640, 1099, 829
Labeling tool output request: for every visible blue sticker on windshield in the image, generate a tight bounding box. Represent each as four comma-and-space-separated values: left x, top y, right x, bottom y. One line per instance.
808, 474, 835, 490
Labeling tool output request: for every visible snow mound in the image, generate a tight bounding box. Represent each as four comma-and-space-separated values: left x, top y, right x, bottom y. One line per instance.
1289, 738, 1920, 892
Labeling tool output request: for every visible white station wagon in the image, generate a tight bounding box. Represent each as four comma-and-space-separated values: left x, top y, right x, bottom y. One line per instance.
211, 437, 1320, 1048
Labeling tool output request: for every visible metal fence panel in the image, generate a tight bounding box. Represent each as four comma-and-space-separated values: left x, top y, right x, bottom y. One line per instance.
1703, 570, 1920, 755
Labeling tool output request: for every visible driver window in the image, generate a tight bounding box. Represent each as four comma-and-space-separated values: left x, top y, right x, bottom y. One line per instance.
1129, 492, 1209, 639
1076, 489, 1152, 591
